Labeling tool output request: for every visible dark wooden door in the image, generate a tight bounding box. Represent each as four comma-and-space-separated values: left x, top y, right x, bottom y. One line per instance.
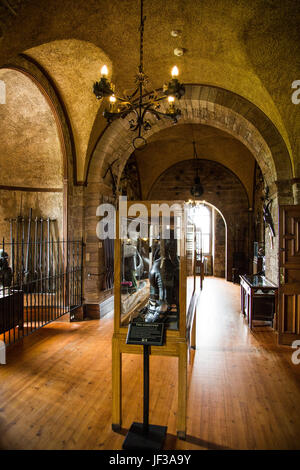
278, 205, 300, 345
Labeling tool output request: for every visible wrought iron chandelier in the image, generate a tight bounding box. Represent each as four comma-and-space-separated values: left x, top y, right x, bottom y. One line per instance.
93, 0, 185, 150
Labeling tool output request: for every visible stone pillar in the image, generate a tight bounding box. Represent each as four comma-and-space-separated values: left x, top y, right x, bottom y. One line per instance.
68, 183, 84, 240
292, 181, 300, 204
213, 210, 225, 278
83, 181, 115, 317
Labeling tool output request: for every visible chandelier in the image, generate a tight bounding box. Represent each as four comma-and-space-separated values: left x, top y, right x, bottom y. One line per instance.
93, 0, 185, 150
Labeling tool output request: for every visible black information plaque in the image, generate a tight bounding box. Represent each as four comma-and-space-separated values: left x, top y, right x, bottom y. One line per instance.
126, 322, 165, 346
123, 321, 167, 449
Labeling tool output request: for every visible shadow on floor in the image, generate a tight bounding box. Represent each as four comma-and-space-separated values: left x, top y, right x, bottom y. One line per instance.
115, 427, 231, 450
165, 433, 232, 450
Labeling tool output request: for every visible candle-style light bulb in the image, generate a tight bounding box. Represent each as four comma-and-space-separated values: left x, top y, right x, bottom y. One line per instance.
109, 94, 117, 112
167, 95, 175, 113
171, 66, 179, 79
101, 65, 108, 78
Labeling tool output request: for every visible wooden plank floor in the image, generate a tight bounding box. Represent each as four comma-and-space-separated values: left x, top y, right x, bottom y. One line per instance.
0, 277, 300, 450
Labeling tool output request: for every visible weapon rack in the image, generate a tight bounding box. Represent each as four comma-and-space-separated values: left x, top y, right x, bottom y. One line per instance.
0, 210, 83, 347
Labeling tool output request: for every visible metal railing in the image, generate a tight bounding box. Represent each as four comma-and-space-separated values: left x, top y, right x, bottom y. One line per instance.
0, 239, 83, 346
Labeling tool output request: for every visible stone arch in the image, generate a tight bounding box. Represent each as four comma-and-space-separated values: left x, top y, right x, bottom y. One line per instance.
1, 52, 92, 239
148, 158, 250, 280
1, 59, 72, 182
24, 39, 113, 184
0, 65, 68, 239
87, 84, 293, 201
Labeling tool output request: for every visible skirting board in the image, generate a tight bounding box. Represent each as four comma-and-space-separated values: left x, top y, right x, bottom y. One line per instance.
85, 296, 114, 319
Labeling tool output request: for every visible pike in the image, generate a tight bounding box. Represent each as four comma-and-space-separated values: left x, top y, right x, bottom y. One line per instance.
17, 195, 23, 287
5, 217, 16, 281
15, 216, 20, 286
33, 216, 38, 276
21, 215, 25, 287
9, 219, 13, 280
47, 217, 50, 292
39, 218, 44, 291
24, 208, 32, 284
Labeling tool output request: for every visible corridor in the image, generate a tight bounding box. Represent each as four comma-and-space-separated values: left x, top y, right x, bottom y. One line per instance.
187, 278, 300, 449
0, 278, 299, 450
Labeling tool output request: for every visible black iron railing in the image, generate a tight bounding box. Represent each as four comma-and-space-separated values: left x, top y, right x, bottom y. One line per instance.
0, 239, 83, 346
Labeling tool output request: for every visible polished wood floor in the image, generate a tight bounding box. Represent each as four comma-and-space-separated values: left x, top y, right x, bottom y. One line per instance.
0, 278, 300, 450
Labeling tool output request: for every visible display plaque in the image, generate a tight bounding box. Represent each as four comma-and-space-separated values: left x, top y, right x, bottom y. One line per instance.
124, 321, 166, 449
126, 322, 165, 346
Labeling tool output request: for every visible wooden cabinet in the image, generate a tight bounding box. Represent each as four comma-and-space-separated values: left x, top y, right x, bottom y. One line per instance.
0, 290, 24, 336
240, 275, 277, 330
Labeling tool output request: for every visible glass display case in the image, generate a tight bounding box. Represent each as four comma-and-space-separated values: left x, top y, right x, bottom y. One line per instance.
112, 201, 198, 439
120, 225, 180, 330
115, 202, 186, 334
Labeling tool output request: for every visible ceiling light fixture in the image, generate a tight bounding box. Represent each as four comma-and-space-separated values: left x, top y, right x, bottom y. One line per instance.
190, 140, 204, 198
93, 0, 185, 150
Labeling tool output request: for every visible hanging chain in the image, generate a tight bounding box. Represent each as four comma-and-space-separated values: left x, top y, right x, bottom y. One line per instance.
193, 140, 199, 176
139, 0, 146, 75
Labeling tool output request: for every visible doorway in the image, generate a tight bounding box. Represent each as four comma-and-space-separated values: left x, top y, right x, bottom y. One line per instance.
187, 202, 227, 278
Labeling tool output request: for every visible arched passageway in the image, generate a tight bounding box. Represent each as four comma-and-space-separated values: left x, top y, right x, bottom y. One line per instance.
148, 158, 249, 281
84, 84, 294, 305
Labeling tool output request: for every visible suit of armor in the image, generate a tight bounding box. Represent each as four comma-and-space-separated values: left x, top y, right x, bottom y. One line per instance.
144, 241, 179, 323
0, 250, 12, 287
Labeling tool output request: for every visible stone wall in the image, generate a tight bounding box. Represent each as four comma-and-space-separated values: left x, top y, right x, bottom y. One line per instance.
213, 209, 226, 278
251, 165, 294, 285
83, 181, 115, 315
0, 190, 63, 243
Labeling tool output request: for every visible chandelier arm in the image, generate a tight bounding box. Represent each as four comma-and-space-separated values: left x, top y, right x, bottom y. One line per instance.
138, 104, 156, 128
146, 108, 162, 122
123, 85, 140, 102
103, 106, 135, 123
120, 108, 136, 119
141, 103, 152, 119
149, 108, 179, 118
127, 108, 141, 132
114, 97, 133, 105
130, 90, 166, 106
131, 124, 140, 133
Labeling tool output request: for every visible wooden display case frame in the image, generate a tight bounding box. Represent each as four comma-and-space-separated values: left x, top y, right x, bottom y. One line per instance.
112, 200, 193, 439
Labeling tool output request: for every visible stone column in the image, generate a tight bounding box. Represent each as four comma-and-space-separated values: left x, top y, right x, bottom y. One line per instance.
264, 180, 293, 285
292, 181, 300, 204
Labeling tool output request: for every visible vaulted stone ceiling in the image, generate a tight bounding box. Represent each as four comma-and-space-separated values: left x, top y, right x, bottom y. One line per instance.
0, 0, 299, 183
0, 68, 63, 188
133, 123, 256, 202
25, 39, 112, 179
